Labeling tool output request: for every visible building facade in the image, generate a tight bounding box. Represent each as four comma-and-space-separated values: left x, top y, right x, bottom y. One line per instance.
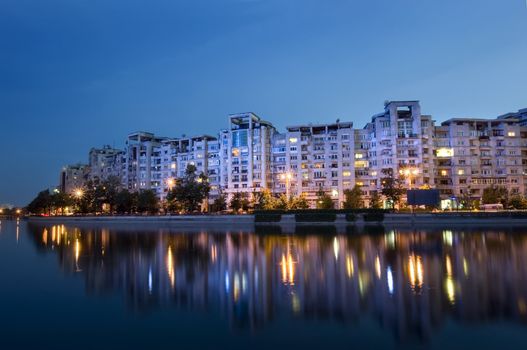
59, 163, 89, 194
64, 101, 527, 209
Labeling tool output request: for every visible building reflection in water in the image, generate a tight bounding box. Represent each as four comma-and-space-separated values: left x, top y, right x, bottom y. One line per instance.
27, 223, 527, 342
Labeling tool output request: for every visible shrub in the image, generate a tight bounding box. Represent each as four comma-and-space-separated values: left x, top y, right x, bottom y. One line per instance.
363, 212, 384, 222
255, 213, 282, 222
295, 213, 336, 222
345, 213, 357, 222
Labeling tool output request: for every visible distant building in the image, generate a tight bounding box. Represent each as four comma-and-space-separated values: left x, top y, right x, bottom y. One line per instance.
88, 145, 124, 182
59, 163, 89, 194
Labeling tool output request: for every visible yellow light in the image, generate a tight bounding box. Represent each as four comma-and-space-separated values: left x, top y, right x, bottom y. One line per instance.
346, 255, 354, 278
445, 277, 456, 304
375, 256, 381, 279
289, 137, 298, 143
436, 148, 454, 158
167, 246, 175, 288
445, 255, 452, 276
16, 209, 21, 214
167, 178, 175, 188
333, 237, 339, 260
342, 171, 351, 177
74, 189, 83, 198
408, 254, 423, 291
170, 163, 176, 169
232, 148, 240, 157
331, 189, 339, 198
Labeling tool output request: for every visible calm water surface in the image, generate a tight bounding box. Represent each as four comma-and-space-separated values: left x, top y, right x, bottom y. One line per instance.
1, 219, 527, 349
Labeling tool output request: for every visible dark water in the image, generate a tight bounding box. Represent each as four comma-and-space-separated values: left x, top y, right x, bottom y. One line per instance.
1, 220, 527, 349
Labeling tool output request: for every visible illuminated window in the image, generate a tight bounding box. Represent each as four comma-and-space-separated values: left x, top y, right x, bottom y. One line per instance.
441, 170, 448, 176
289, 137, 298, 143
508, 131, 516, 137
457, 169, 465, 175
356, 181, 364, 186
354, 160, 368, 168
436, 148, 454, 158
170, 163, 176, 169
355, 153, 363, 159
232, 148, 240, 157
342, 171, 351, 177
371, 171, 377, 176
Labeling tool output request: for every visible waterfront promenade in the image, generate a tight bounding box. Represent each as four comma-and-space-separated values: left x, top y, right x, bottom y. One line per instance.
25, 212, 527, 231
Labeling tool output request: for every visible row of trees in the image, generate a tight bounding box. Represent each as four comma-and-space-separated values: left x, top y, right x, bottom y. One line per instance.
28, 163, 527, 214
25, 164, 392, 215
481, 185, 527, 209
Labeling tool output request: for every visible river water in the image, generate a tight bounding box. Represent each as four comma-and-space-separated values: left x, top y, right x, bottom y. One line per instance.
1, 219, 527, 349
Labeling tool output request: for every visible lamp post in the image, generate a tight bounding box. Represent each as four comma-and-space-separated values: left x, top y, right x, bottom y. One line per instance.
399, 167, 419, 213
280, 172, 293, 198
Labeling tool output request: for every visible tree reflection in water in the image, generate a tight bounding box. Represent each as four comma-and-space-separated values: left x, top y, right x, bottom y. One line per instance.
27, 223, 527, 342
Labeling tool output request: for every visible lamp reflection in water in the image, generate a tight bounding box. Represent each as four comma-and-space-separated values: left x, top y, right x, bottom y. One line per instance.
74, 238, 82, 272
445, 255, 456, 304
346, 255, 354, 278
167, 246, 175, 288
408, 254, 423, 292
280, 252, 296, 286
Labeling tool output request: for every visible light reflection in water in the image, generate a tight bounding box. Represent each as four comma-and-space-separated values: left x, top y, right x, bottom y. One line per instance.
25, 223, 527, 342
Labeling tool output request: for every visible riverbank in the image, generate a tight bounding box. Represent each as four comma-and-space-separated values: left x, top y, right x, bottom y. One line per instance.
24, 212, 527, 231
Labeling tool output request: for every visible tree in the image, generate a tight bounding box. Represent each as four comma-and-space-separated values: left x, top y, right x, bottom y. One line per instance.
290, 193, 310, 210
26, 190, 53, 214
316, 189, 334, 209
508, 194, 527, 209
381, 169, 405, 209
230, 192, 250, 212
115, 189, 137, 214
51, 191, 73, 214
169, 164, 210, 213
343, 185, 364, 209
482, 185, 508, 206
102, 175, 121, 213
253, 189, 277, 210
137, 190, 158, 214
369, 191, 382, 209
210, 193, 227, 212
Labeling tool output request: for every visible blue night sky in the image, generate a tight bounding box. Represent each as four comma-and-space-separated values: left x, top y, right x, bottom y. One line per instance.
1, 0, 526, 206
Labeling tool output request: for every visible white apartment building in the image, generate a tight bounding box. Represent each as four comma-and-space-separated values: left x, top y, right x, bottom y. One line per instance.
59, 163, 89, 194
221, 113, 276, 200
434, 117, 527, 208
151, 135, 221, 201
123, 132, 165, 191
273, 121, 355, 207
88, 145, 124, 182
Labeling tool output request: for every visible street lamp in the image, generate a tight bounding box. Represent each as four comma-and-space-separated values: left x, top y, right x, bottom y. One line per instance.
280, 172, 293, 198
399, 167, 419, 213
167, 178, 175, 190
399, 167, 419, 189
74, 189, 84, 199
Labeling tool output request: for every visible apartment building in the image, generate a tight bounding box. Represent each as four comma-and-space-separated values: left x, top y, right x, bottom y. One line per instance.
434, 117, 527, 208
151, 135, 221, 201
88, 145, 124, 182
123, 132, 165, 191
272, 121, 355, 207
221, 113, 276, 200
59, 163, 89, 194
